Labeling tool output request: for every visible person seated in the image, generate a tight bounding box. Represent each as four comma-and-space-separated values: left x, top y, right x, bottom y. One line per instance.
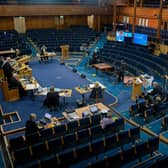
2, 57, 14, 80
153, 96, 162, 114
40, 45, 48, 63
117, 68, 124, 82
100, 113, 114, 129
8, 73, 26, 97
150, 82, 163, 97
25, 113, 39, 140
43, 86, 60, 109
89, 82, 103, 101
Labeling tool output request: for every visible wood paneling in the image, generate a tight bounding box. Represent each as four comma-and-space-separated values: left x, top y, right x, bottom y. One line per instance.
26, 16, 55, 30
0, 5, 112, 16
0, 17, 14, 30
64, 16, 87, 27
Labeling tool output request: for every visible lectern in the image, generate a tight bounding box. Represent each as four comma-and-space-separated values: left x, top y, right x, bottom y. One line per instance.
131, 77, 143, 101
60, 45, 69, 62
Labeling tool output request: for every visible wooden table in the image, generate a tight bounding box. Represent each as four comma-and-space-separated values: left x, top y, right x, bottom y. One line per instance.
62, 102, 110, 120
19, 78, 40, 91
75, 82, 106, 104
0, 49, 16, 56
36, 88, 72, 104
93, 63, 113, 74
17, 55, 31, 64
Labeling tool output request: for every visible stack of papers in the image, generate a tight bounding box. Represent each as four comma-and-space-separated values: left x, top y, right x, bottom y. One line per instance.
68, 112, 79, 120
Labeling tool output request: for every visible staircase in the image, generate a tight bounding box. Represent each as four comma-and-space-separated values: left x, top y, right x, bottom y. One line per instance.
27, 37, 41, 56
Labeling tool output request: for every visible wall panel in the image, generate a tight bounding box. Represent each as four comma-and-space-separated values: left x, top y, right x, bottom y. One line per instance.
0, 17, 14, 30
25, 16, 55, 30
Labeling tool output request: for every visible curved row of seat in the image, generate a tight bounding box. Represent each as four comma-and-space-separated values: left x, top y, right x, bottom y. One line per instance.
26, 27, 99, 52
9, 114, 124, 151
99, 40, 168, 77
14, 136, 159, 168
13, 126, 141, 168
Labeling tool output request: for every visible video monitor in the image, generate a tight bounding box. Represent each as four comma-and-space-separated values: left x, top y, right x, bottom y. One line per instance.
124, 32, 132, 38
116, 31, 124, 42
133, 33, 148, 46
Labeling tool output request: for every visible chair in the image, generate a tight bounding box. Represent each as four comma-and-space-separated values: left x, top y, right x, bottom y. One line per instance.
147, 137, 159, 156
161, 116, 168, 130
117, 130, 130, 149
62, 132, 77, 149
104, 122, 116, 136
138, 100, 146, 114
26, 132, 40, 145
129, 104, 139, 116
58, 149, 75, 167
106, 151, 122, 168
122, 146, 136, 164
87, 158, 107, 168
91, 139, 105, 158
9, 136, 27, 151
40, 154, 58, 168
90, 125, 103, 140
47, 137, 63, 154
67, 120, 79, 133
53, 124, 67, 137
75, 143, 91, 162
13, 146, 32, 166
115, 118, 125, 132
129, 127, 140, 144
90, 113, 101, 126
105, 134, 118, 151
144, 108, 154, 122
31, 142, 48, 159
135, 141, 148, 162
78, 116, 91, 129
77, 128, 91, 145
39, 127, 54, 141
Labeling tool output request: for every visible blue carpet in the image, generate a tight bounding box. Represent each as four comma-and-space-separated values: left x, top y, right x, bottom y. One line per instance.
1, 59, 117, 133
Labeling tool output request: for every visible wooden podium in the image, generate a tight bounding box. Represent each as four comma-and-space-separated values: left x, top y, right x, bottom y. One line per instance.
60, 45, 69, 62
131, 77, 143, 101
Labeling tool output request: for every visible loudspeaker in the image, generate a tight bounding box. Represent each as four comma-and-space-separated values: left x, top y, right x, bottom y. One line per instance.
80, 74, 86, 78
72, 68, 77, 72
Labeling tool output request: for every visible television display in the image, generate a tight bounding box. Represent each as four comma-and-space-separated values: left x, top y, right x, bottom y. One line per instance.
116, 31, 124, 42
124, 32, 132, 38
133, 33, 148, 46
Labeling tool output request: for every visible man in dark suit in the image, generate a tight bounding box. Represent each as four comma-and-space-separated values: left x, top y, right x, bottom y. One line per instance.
2, 58, 14, 80
43, 86, 60, 109
90, 82, 103, 100
25, 113, 39, 140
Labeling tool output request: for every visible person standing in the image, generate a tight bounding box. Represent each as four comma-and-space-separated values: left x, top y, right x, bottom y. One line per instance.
25, 113, 39, 140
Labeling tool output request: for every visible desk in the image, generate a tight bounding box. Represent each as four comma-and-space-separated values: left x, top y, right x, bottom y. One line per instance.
0, 49, 16, 57
9, 59, 32, 78
19, 78, 40, 91
75, 82, 106, 104
37, 117, 60, 129
93, 63, 112, 74
36, 87, 72, 104
62, 103, 110, 120
17, 55, 31, 64
39, 52, 56, 63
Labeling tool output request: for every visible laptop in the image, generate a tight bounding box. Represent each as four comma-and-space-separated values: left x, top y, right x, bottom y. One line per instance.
90, 105, 98, 113
44, 112, 52, 120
